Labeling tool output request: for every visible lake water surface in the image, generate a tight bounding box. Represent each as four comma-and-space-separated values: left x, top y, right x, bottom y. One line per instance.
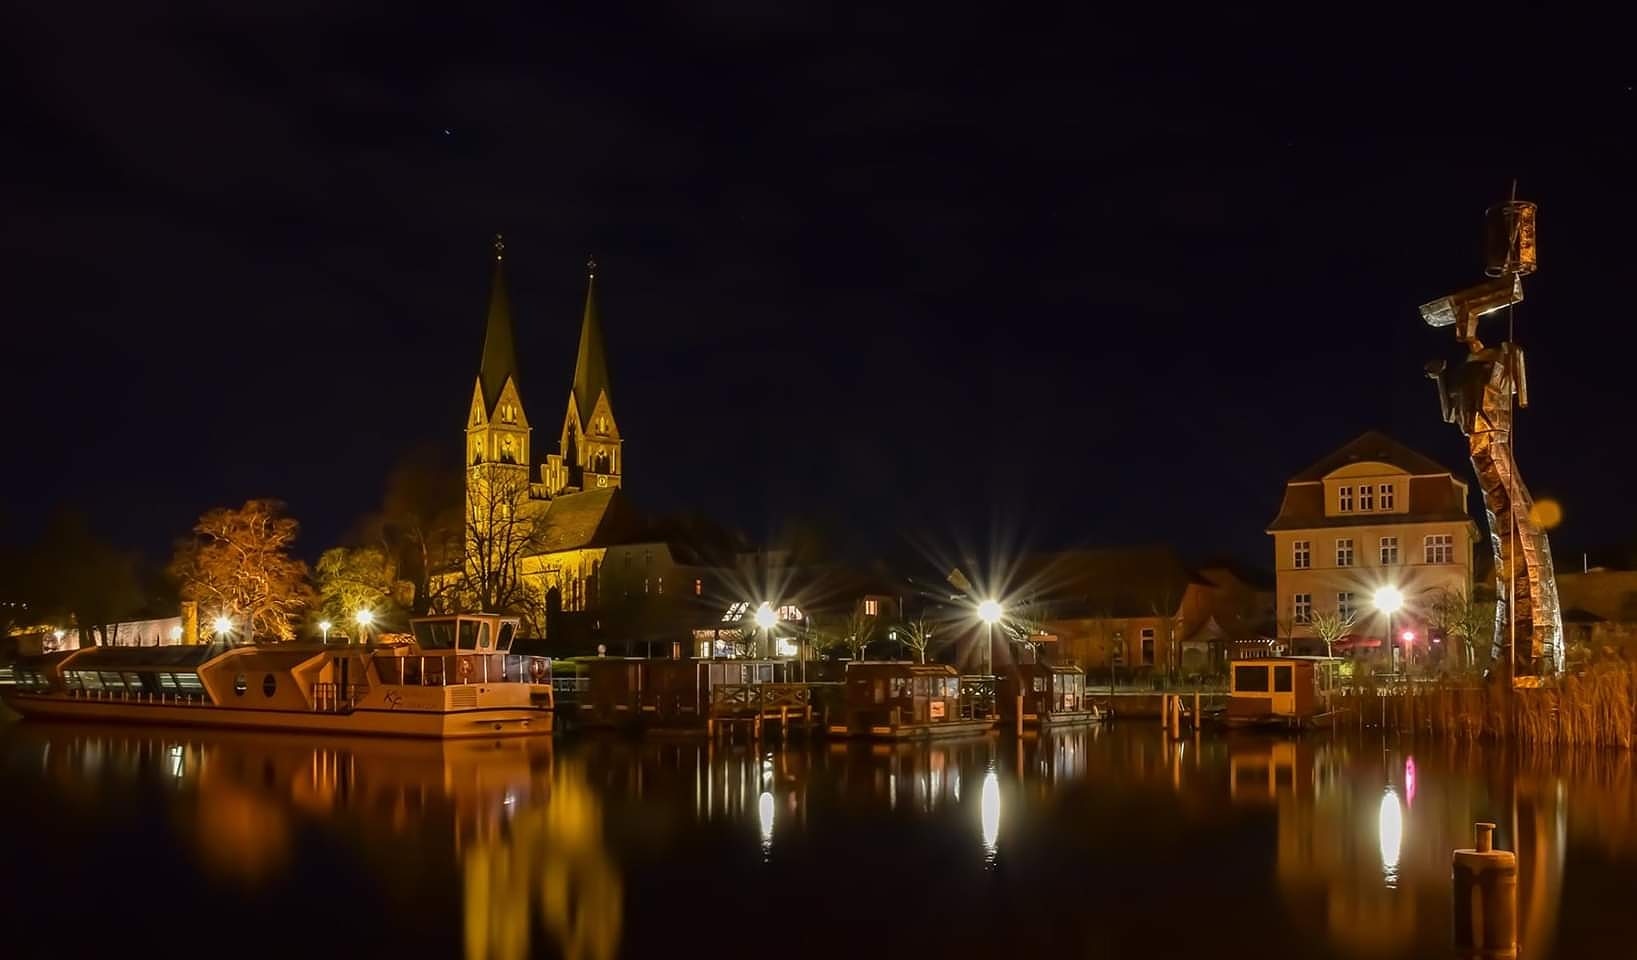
2, 719, 1632, 959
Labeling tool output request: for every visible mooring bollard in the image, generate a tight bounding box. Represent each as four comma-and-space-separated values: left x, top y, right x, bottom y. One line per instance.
1453, 821, 1517, 958
1168, 695, 1181, 740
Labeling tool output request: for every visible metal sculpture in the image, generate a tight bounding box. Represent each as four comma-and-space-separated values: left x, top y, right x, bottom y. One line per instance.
1420, 195, 1562, 678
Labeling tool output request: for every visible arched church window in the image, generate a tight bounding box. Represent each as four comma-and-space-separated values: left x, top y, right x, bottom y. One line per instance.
501, 404, 516, 423
501, 436, 515, 463
472, 443, 483, 465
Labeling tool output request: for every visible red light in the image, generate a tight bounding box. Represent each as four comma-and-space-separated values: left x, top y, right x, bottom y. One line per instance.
1400, 630, 1416, 644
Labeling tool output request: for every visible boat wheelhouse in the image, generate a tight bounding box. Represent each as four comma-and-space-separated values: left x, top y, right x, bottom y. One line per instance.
1226, 656, 1342, 728
828, 662, 996, 739
997, 662, 1102, 730
1, 613, 554, 738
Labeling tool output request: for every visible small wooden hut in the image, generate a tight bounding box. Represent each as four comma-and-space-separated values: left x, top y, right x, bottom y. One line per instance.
828, 662, 996, 739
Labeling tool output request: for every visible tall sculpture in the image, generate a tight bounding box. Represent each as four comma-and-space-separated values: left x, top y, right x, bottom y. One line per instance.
1420, 196, 1562, 679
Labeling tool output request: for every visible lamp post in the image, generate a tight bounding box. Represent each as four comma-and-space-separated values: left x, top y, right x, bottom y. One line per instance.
1374, 586, 1405, 675
319, 620, 332, 644
754, 601, 776, 660
354, 609, 374, 646
977, 598, 1003, 677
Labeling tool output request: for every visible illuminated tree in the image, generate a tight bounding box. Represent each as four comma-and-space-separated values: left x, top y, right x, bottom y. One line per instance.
821, 606, 877, 661
1309, 609, 1356, 660
897, 616, 934, 664
1429, 587, 1495, 672
314, 545, 402, 631
169, 499, 310, 642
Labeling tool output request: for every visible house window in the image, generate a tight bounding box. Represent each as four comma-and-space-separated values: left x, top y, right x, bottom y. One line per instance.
1140, 627, 1155, 665
1380, 483, 1395, 510
1338, 486, 1353, 512
1336, 538, 1354, 567
694, 578, 703, 596
1337, 592, 1357, 620
657, 577, 664, 595
1359, 484, 1374, 511
1379, 536, 1399, 565
777, 604, 802, 622
1293, 593, 1312, 624
1425, 534, 1454, 564
863, 598, 879, 616
1293, 540, 1311, 570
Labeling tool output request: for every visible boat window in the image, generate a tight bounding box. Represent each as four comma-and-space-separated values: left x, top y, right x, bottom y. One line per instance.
474, 623, 492, 650
122, 672, 144, 693
458, 620, 478, 650
413, 620, 457, 650
1274, 666, 1293, 693
234, 673, 248, 696
497, 622, 515, 650
176, 673, 204, 693
1033, 676, 1046, 692
1234, 665, 1270, 693
263, 673, 277, 697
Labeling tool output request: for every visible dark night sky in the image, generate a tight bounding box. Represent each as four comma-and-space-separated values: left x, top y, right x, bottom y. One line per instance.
4, 6, 1636, 572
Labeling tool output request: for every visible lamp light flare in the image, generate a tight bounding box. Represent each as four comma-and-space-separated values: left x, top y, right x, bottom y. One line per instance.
354, 609, 375, 628
212, 616, 233, 636
1373, 585, 1405, 615
1401, 629, 1416, 644
977, 599, 1004, 625
754, 602, 776, 630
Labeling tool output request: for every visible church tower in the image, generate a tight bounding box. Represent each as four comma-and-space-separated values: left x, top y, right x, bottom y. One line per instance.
542, 257, 623, 494
465, 235, 531, 491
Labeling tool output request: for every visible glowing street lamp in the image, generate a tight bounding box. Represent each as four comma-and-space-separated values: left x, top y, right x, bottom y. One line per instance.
976, 599, 1003, 677
212, 616, 234, 644
1374, 586, 1405, 673
354, 609, 374, 645
51, 629, 65, 651
754, 601, 776, 659
318, 619, 332, 644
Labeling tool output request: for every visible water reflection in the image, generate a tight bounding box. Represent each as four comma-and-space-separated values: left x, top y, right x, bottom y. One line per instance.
2, 721, 1631, 958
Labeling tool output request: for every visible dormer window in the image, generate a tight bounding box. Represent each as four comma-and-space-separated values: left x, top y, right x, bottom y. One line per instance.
1359, 484, 1374, 511
1338, 486, 1353, 513
1380, 483, 1395, 510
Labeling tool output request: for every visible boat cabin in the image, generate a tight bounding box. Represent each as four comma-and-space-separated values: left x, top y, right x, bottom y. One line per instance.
1227, 656, 1341, 727
998, 662, 1099, 729
581, 658, 800, 729
830, 662, 996, 739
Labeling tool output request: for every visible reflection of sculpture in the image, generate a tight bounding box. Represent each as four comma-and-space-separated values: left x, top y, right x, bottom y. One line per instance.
1420, 197, 1562, 677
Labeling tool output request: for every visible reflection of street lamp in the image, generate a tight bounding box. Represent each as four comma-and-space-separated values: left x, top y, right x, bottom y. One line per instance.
354, 609, 374, 646
754, 602, 776, 659
318, 620, 332, 644
977, 599, 1003, 676
1374, 586, 1404, 673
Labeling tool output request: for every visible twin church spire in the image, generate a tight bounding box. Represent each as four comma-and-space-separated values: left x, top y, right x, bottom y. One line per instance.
467, 235, 622, 498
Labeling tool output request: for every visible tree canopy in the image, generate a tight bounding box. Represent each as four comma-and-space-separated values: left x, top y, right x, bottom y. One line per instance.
169, 499, 310, 642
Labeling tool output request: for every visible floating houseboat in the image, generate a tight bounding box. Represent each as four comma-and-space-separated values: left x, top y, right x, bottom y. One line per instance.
0, 613, 554, 738
1226, 656, 1342, 729
828, 662, 997, 739
580, 657, 830, 734
997, 662, 1103, 730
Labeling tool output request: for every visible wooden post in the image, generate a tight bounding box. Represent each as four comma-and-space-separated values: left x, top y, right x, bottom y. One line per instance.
1453, 822, 1517, 957
1192, 691, 1201, 730
780, 706, 789, 740
1160, 694, 1170, 727
1015, 693, 1025, 737
1168, 694, 1181, 740
707, 717, 715, 740
753, 715, 762, 741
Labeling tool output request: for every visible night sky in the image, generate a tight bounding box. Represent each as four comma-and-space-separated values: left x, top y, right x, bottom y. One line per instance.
5, 7, 1636, 572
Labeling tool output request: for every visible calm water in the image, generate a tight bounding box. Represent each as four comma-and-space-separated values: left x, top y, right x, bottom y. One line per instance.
1, 718, 1632, 959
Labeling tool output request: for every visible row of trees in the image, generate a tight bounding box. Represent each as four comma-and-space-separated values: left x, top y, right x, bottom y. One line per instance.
1297, 586, 1496, 674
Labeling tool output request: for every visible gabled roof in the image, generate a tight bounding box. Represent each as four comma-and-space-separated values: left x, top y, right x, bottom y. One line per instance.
570, 272, 611, 424
528, 487, 633, 555
1288, 429, 1453, 483
478, 248, 520, 413
1016, 547, 1206, 619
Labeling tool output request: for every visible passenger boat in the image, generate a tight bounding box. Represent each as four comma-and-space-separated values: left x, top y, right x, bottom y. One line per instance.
0, 613, 554, 738
828, 662, 997, 739
1226, 656, 1343, 729
997, 662, 1104, 731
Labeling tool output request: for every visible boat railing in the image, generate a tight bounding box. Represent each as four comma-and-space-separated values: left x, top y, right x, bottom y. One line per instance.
373, 653, 552, 688
63, 688, 209, 705
311, 681, 368, 713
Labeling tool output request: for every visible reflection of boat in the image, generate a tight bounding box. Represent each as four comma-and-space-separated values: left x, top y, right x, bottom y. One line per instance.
2, 614, 554, 738
1226, 657, 1343, 728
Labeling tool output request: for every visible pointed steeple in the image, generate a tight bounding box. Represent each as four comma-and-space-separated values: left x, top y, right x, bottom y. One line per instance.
478, 234, 520, 411
571, 256, 611, 424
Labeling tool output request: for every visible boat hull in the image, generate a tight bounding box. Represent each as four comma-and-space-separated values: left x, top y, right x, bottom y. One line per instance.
1, 693, 552, 739
827, 718, 997, 740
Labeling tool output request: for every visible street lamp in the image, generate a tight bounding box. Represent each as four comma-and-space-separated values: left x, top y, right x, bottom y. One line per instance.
1374, 586, 1405, 674
318, 620, 332, 644
754, 601, 776, 659
212, 616, 233, 645
977, 598, 1003, 677
354, 609, 374, 646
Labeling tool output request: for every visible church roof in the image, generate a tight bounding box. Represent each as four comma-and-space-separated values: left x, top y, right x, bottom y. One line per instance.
528, 487, 631, 555
570, 270, 611, 423
478, 243, 520, 412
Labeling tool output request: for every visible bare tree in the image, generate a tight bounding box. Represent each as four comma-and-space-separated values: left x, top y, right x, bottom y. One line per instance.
1005, 600, 1050, 662
897, 616, 934, 664
1308, 610, 1356, 660
822, 607, 877, 661
169, 499, 310, 642
1429, 587, 1495, 672
460, 469, 541, 619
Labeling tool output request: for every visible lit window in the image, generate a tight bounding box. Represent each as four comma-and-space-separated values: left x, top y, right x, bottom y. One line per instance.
1379, 482, 1395, 510
1425, 534, 1454, 564
1292, 540, 1311, 570
1336, 538, 1354, 567
1293, 593, 1312, 624
778, 604, 803, 622
694, 578, 703, 596
1359, 484, 1374, 511
1337, 592, 1357, 621
1379, 536, 1399, 565
1338, 486, 1353, 512
863, 598, 879, 616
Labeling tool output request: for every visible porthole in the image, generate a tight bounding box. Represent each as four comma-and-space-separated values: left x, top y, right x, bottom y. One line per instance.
233, 673, 248, 696
263, 673, 277, 697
